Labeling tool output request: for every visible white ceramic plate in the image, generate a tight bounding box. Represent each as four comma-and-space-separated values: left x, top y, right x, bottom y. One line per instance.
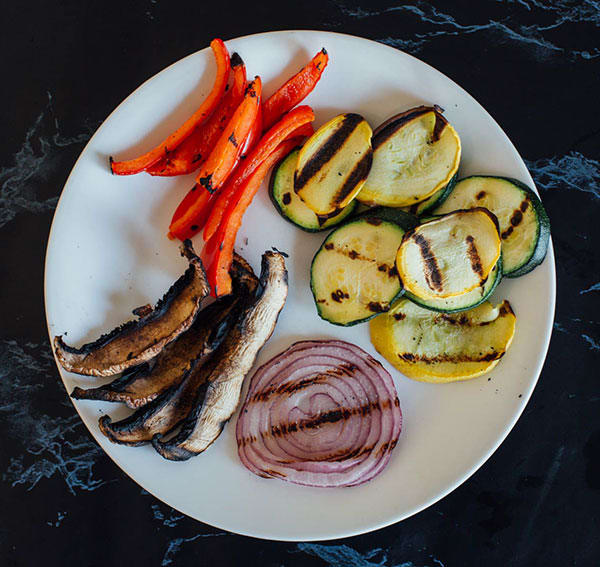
45, 30, 555, 541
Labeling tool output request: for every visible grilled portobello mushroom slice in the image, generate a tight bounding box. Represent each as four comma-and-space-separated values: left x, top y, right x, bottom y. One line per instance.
71, 255, 257, 407
97, 257, 259, 445
54, 240, 209, 377
153, 251, 288, 461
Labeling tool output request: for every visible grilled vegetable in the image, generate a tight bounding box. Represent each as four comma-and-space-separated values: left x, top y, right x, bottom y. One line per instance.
153, 251, 288, 461
311, 208, 417, 326
270, 148, 356, 231
396, 208, 501, 300
262, 48, 329, 131
97, 257, 259, 445
236, 340, 402, 487
110, 39, 230, 175
370, 298, 516, 382
70, 255, 257, 407
401, 174, 457, 216
294, 113, 373, 215
53, 241, 209, 377
405, 256, 502, 313
200, 105, 315, 242
358, 106, 461, 207
432, 176, 550, 277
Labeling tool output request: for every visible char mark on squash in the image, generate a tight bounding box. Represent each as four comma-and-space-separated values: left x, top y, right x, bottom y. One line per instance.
372, 106, 433, 150
331, 289, 349, 302
332, 151, 373, 204
412, 233, 443, 292
294, 113, 364, 190
476, 191, 486, 200
398, 351, 504, 364
282, 192, 292, 205
430, 111, 448, 143
367, 301, 387, 313
465, 235, 484, 277
501, 206, 526, 239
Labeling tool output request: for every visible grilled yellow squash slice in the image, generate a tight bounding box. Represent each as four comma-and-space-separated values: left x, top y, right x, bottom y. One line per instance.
396, 208, 501, 300
358, 106, 461, 207
294, 113, 373, 216
370, 298, 516, 382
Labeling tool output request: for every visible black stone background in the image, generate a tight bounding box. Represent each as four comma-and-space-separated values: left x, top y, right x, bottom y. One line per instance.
1, 1, 599, 566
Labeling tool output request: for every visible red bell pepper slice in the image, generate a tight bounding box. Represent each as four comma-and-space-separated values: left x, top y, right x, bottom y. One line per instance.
147, 53, 247, 177
202, 137, 301, 296
167, 106, 263, 241
194, 77, 262, 193
167, 186, 213, 240
262, 49, 328, 131
110, 39, 231, 175
201, 105, 315, 242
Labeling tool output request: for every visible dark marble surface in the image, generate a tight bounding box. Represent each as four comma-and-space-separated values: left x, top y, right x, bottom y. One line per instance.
1, 1, 599, 565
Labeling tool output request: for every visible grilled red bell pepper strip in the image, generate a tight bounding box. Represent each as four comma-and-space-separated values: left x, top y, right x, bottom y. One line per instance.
167, 186, 213, 240
110, 39, 230, 175
202, 137, 301, 296
202, 105, 315, 241
194, 77, 262, 193
262, 49, 328, 131
147, 53, 247, 177
167, 106, 263, 240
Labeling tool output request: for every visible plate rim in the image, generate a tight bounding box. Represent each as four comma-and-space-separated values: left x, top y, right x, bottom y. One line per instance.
43, 29, 556, 541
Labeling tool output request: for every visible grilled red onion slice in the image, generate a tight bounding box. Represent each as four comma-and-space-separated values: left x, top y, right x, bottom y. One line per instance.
236, 340, 402, 487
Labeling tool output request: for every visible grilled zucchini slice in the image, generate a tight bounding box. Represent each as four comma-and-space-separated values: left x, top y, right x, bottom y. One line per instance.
311, 209, 417, 326
405, 256, 502, 313
397, 208, 501, 300
295, 113, 373, 215
433, 176, 550, 277
270, 148, 356, 231
370, 298, 516, 382
358, 106, 461, 207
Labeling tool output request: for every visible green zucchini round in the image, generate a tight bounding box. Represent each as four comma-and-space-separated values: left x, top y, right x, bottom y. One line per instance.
405, 256, 503, 313
310, 209, 417, 326
433, 176, 550, 277
269, 148, 357, 232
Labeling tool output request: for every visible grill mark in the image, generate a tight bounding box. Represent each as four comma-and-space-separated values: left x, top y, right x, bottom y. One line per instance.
270, 401, 382, 437
412, 233, 443, 292
476, 191, 486, 200
431, 111, 448, 143
294, 113, 364, 190
499, 301, 514, 316
388, 266, 398, 278
250, 373, 332, 404
398, 351, 504, 364
367, 301, 387, 313
282, 192, 292, 205
324, 242, 334, 250
331, 289, 349, 302
373, 106, 432, 150
393, 312, 406, 321
465, 235, 483, 277
332, 151, 373, 204
501, 205, 527, 239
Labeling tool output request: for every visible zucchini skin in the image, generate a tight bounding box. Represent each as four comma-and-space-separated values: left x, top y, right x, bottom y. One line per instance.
498, 177, 550, 278
404, 256, 503, 313
268, 147, 357, 232
310, 207, 418, 327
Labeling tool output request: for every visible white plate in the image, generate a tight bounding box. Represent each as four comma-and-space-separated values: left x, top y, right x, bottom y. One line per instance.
45, 30, 555, 541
